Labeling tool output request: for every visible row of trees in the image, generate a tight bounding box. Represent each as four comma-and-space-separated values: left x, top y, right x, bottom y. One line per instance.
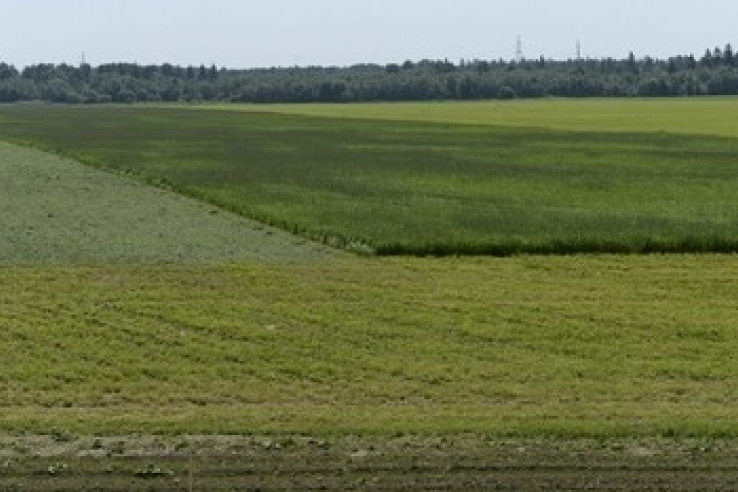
1, 45, 737, 104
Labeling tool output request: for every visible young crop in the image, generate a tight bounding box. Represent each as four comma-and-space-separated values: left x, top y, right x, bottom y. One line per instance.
0, 140, 339, 265
1, 256, 738, 437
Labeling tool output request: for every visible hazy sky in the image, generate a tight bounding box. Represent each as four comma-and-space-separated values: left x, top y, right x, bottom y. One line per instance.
2, 0, 737, 68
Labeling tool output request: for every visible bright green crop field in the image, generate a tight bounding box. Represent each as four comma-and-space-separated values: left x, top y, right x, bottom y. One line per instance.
0, 141, 337, 264
1, 100, 738, 254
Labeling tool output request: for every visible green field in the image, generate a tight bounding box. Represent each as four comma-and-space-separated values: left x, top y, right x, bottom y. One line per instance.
232, 97, 738, 137
2, 435, 737, 491
0, 140, 337, 264
2, 100, 738, 489
1, 101, 738, 254
2, 255, 738, 437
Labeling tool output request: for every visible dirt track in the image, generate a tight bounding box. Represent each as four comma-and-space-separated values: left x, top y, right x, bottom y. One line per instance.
1, 436, 737, 490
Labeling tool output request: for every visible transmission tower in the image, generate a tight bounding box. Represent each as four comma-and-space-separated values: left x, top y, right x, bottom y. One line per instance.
516, 35, 523, 62
576, 40, 582, 61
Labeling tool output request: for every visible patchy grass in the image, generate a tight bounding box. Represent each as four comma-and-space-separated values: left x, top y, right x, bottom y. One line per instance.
0, 140, 338, 264
1, 255, 737, 437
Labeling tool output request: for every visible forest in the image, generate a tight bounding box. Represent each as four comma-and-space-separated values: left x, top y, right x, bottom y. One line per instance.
0, 45, 737, 103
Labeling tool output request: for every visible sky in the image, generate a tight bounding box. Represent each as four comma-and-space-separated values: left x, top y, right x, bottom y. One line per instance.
2, 0, 737, 68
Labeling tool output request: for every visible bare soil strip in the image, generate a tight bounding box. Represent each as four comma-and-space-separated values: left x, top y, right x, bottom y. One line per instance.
1, 435, 737, 491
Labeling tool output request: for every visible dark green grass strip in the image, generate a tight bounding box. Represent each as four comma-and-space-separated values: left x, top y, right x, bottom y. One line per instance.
377, 236, 738, 256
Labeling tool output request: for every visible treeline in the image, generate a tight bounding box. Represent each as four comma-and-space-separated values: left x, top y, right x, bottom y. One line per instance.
1, 45, 738, 103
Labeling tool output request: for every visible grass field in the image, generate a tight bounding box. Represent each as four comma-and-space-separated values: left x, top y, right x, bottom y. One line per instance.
2, 255, 738, 437
1, 101, 738, 254
3, 435, 737, 491
0, 140, 337, 264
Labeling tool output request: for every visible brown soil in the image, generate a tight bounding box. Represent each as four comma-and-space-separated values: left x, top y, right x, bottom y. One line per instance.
1, 435, 736, 491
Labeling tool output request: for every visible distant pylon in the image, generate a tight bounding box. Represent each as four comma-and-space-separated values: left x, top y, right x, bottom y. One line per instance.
516, 36, 523, 62
576, 40, 582, 60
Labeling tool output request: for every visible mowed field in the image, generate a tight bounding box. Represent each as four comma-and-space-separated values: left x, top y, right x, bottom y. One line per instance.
2, 255, 738, 436
1, 99, 738, 489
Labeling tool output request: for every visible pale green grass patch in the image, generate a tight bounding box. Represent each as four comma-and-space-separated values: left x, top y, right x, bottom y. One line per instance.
1, 255, 737, 437
0, 141, 338, 264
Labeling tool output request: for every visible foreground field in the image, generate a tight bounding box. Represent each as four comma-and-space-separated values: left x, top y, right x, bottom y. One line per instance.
3, 252, 738, 489
2, 255, 737, 437
1, 102, 738, 254
2, 100, 738, 488
0, 141, 337, 264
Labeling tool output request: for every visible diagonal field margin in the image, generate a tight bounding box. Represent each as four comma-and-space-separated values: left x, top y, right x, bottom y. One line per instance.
0, 141, 339, 264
